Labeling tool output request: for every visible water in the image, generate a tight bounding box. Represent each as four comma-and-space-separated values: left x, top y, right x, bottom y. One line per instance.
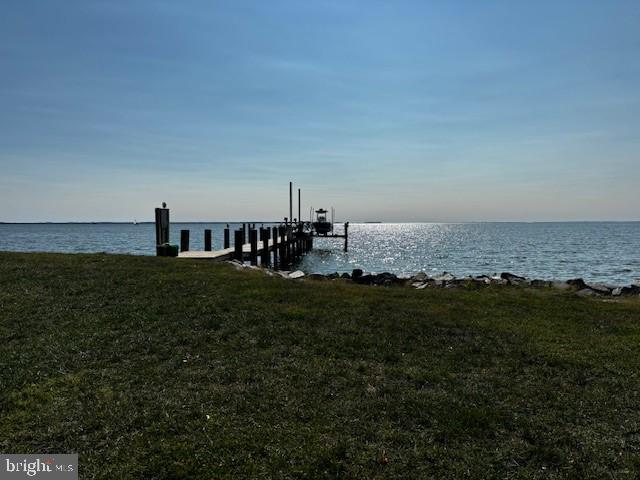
1, 222, 639, 285
0, 223, 267, 255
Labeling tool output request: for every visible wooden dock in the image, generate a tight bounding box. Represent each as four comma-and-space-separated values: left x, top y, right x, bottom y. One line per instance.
166, 223, 314, 268
178, 233, 286, 261
154, 182, 348, 267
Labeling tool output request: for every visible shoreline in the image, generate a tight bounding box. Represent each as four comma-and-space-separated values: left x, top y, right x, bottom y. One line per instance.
1, 250, 638, 293
226, 259, 640, 297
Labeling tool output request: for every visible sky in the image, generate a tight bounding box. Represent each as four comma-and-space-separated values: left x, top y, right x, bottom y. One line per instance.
0, 0, 639, 222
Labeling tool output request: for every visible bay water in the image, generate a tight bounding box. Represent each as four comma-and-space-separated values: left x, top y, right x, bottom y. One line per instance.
1, 222, 638, 285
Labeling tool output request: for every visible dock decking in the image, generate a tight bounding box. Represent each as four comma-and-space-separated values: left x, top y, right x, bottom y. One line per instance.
178, 235, 285, 261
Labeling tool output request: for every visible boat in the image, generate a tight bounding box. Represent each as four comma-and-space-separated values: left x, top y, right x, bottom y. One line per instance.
312, 208, 333, 235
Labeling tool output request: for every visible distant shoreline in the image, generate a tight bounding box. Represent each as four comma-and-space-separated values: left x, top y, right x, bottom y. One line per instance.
2, 220, 640, 225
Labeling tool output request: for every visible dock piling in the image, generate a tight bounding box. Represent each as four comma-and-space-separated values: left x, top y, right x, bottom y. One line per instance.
279, 226, 287, 267
272, 227, 279, 267
298, 188, 301, 226
154, 204, 171, 256
249, 228, 258, 265
260, 228, 269, 266
223, 225, 230, 249
204, 229, 212, 251
180, 229, 190, 252
289, 182, 293, 227
234, 230, 243, 261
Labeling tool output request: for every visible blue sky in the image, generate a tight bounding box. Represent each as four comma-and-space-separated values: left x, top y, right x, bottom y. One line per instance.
1, 0, 639, 222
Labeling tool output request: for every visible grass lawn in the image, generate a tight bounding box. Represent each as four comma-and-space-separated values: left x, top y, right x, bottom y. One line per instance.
1, 252, 639, 479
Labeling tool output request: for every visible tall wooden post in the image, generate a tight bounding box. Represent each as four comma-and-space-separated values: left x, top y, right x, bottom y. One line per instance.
234, 230, 243, 261
289, 182, 293, 228
242, 223, 247, 243
204, 229, 212, 251
298, 188, 301, 228
180, 230, 190, 252
154, 205, 170, 256
223, 225, 230, 249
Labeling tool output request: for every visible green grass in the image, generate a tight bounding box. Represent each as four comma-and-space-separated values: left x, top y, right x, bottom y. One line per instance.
1, 252, 639, 479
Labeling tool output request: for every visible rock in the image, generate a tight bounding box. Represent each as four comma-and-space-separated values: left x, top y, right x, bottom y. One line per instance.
500, 273, 530, 286
475, 275, 492, 284
327, 272, 340, 280
354, 273, 374, 285
410, 272, 429, 283
415, 283, 429, 289
374, 272, 399, 286
585, 283, 612, 295
501, 272, 526, 282
567, 278, 587, 289
288, 270, 305, 279
434, 272, 455, 282
352, 269, 363, 280
620, 285, 640, 295
308, 273, 326, 280
411, 281, 426, 289
576, 288, 599, 297
530, 279, 552, 288
341, 272, 351, 279
612, 287, 623, 297
552, 280, 572, 290
275, 270, 291, 278
225, 260, 244, 269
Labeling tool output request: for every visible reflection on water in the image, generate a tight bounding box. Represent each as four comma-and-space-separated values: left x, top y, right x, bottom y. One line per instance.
1, 222, 639, 285
298, 222, 640, 285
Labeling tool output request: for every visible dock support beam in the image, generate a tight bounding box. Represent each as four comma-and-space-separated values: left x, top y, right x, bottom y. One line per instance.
272, 227, 279, 268
234, 230, 243, 261
260, 228, 269, 266
180, 230, 190, 252
249, 228, 258, 265
279, 226, 287, 267
204, 229, 212, 251
223, 225, 230, 249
